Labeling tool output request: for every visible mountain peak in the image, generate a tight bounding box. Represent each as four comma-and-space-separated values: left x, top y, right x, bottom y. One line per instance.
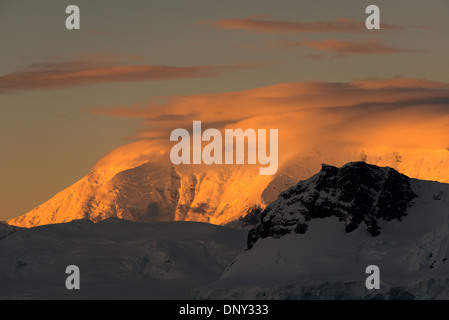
247, 161, 417, 248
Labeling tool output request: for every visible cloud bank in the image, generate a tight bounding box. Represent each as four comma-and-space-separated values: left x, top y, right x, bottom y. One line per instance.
91, 77, 449, 169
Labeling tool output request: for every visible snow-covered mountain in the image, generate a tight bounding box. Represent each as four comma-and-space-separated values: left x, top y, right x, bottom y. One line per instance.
7, 163, 273, 228
248, 162, 417, 247
7, 146, 449, 228
3, 162, 449, 299
193, 162, 449, 299
0, 218, 247, 299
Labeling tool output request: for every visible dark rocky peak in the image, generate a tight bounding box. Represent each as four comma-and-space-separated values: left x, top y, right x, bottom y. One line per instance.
247, 162, 417, 249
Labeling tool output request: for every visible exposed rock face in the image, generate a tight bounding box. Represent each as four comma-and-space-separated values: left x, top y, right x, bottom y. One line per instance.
248, 162, 417, 248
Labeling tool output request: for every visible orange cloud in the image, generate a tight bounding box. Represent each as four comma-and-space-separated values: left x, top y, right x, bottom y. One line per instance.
294, 39, 415, 55
91, 77, 449, 167
0, 55, 247, 94
199, 17, 402, 34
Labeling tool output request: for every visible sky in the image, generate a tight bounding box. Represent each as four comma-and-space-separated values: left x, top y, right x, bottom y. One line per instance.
0, 0, 448, 221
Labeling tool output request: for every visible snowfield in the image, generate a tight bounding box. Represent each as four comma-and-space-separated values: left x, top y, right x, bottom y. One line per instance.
0, 219, 247, 299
